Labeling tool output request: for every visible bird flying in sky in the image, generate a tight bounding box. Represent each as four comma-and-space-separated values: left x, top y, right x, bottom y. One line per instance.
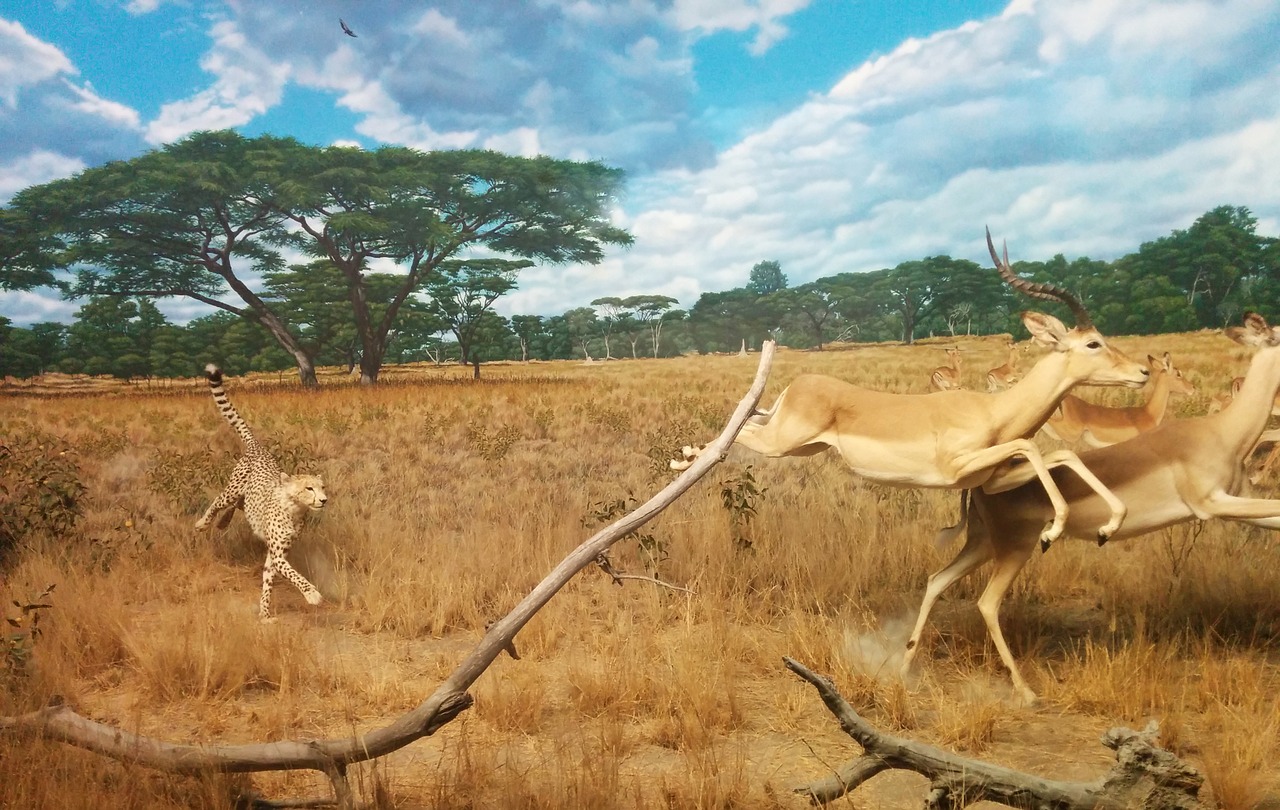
340, 18, 357, 38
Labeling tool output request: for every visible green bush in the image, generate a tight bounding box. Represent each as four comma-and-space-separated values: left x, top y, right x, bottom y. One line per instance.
0, 433, 86, 561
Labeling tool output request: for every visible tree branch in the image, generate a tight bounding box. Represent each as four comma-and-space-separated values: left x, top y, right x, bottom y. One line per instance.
784, 657, 1206, 809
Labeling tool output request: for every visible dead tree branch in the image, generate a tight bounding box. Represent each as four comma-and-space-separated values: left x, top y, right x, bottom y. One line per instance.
784, 656, 1206, 809
0, 343, 777, 806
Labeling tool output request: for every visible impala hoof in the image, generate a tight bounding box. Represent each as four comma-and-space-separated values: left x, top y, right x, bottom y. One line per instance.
1096, 530, 1111, 546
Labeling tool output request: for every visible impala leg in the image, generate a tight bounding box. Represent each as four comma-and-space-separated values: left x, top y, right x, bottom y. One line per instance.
958, 440, 1070, 551
902, 522, 993, 680
1039, 449, 1128, 543
1197, 491, 1280, 521
975, 548, 1038, 705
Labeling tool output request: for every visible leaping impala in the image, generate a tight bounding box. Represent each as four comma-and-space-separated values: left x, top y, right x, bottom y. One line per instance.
672, 229, 1150, 548
1039, 352, 1196, 447
901, 312, 1280, 704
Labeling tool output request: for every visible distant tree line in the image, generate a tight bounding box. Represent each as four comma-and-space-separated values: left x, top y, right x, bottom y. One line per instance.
0, 129, 1276, 380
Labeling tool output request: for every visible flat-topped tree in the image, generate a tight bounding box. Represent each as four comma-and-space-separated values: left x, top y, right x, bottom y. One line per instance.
0, 130, 632, 385
270, 143, 631, 383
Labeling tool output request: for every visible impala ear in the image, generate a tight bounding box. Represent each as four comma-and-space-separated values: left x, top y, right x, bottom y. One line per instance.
280, 471, 291, 485
1020, 311, 1068, 349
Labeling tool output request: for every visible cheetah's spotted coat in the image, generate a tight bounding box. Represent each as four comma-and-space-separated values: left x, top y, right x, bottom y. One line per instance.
194, 364, 328, 619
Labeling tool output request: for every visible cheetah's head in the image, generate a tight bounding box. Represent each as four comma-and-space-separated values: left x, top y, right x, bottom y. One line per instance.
282, 472, 328, 512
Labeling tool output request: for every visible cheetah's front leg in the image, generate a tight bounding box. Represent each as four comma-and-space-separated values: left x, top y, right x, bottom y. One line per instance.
258, 552, 322, 620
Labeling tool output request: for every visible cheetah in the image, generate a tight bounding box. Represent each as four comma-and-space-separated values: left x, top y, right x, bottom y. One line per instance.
195, 364, 328, 619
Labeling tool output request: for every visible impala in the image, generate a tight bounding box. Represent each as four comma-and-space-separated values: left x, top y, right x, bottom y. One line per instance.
901, 312, 1280, 704
929, 347, 964, 391
1039, 352, 1196, 447
672, 230, 1150, 549
985, 340, 1021, 392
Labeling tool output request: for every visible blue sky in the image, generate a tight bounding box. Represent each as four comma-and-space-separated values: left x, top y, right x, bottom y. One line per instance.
2, 0, 1279, 326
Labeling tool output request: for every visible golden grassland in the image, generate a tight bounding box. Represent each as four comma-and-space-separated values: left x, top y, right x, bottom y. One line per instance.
2, 330, 1279, 809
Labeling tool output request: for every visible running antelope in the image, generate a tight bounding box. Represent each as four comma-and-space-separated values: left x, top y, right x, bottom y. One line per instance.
901, 312, 1280, 704
672, 230, 1149, 549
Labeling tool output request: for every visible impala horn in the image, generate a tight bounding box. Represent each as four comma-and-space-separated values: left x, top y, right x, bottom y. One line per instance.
986, 226, 1093, 329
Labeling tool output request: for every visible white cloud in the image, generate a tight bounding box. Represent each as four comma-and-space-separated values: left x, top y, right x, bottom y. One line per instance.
532, 0, 1280, 315
145, 20, 289, 144
0, 150, 85, 203
670, 0, 812, 53
0, 289, 78, 326
0, 18, 76, 107
60, 79, 141, 129
123, 0, 170, 14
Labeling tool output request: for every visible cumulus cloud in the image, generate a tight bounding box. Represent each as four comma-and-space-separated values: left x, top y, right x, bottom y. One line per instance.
531, 0, 1280, 314
145, 19, 290, 144
0, 150, 85, 204
0, 18, 74, 107
0, 18, 145, 193
670, 0, 812, 54
211, 2, 711, 173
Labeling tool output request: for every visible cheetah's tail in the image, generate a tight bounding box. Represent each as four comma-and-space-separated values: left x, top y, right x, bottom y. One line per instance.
204, 363, 255, 448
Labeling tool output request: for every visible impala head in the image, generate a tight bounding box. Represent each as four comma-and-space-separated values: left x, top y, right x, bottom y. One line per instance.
1226, 311, 1280, 349
1149, 352, 1196, 396
986, 227, 1149, 389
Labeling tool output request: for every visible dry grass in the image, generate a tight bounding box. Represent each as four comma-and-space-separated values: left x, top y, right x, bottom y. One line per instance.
2, 332, 1279, 807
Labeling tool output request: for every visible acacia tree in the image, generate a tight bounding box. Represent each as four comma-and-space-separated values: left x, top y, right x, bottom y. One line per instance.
0, 132, 321, 381
589, 296, 629, 360
510, 315, 544, 361
624, 294, 678, 357
269, 143, 631, 383
0, 130, 632, 385
423, 258, 527, 377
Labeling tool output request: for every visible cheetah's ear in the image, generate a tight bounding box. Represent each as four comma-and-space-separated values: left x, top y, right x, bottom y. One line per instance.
279, 471, 290, 484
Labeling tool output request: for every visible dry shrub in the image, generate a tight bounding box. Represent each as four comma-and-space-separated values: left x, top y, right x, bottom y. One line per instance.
1201, 706, 1279, 810
123, 605, 314, 703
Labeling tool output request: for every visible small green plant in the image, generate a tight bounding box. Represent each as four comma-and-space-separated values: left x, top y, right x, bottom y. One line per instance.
422, 412, 445, 444
3, 583, 55, 683
587, 406, 632, 434
719, 465, 767, 551
642, 417, 704, 482
81, 427, 131, 458
582, 494, 667, 572
0, 434, 86, 559
320, 409, 353, 435
528, 405, 555, 436
87, 512, 155, 572
464, 421, 522, 461
148, 447, 234, 514
359, 403, 390, 425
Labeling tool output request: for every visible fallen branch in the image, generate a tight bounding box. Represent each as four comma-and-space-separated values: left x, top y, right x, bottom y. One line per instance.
784, 656, 1205, 809
0, 343, 777, 807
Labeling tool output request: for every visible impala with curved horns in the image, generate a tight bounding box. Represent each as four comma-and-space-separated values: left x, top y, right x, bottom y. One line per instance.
901, 312, 1280, 704
672, 229, 1150, 549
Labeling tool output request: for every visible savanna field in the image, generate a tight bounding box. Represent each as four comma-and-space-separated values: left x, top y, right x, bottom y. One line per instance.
2, 330, 1279, 809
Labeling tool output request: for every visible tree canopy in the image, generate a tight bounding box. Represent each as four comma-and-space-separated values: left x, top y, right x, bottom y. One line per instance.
0, 130, 632, 384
